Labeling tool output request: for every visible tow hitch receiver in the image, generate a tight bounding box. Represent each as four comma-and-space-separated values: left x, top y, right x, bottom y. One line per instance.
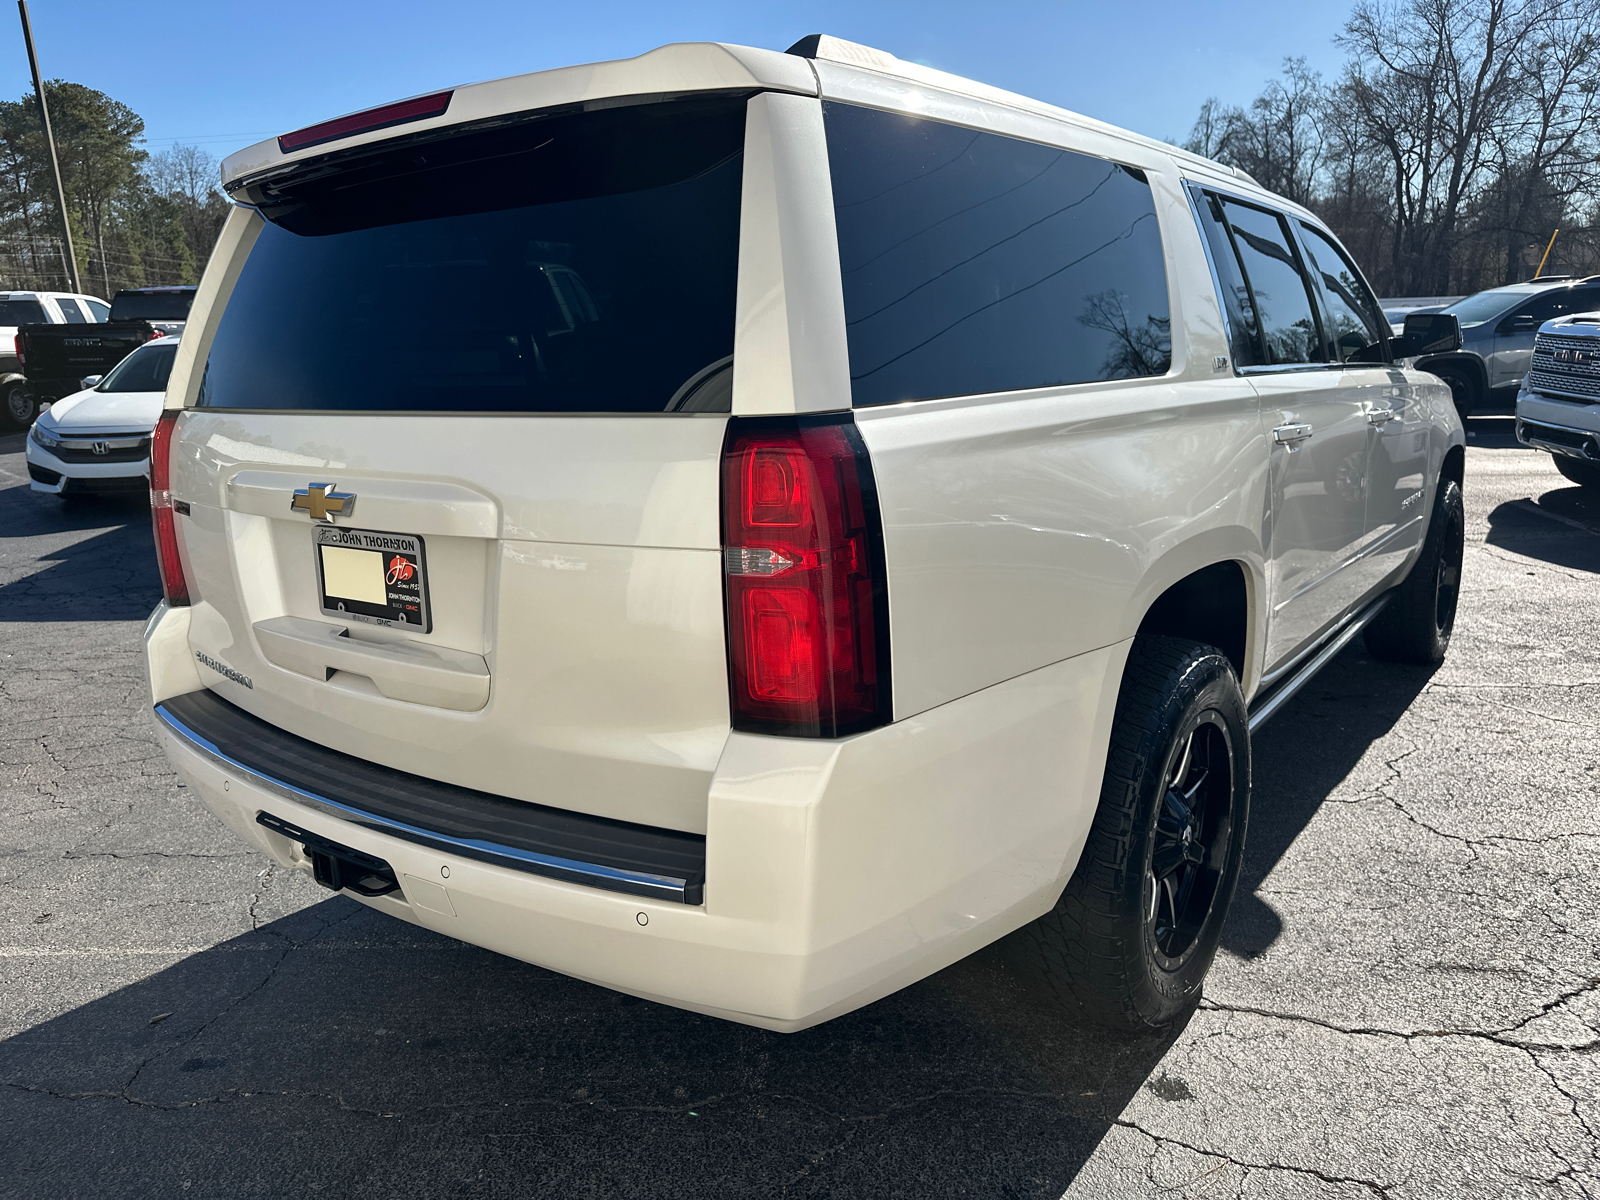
256, 811, 401, 897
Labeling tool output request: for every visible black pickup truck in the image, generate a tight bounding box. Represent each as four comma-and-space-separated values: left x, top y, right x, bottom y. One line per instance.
13, 286, 196, 425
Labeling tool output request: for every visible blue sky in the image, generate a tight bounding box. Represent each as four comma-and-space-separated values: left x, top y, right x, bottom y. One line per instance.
7, 1, 1354, 160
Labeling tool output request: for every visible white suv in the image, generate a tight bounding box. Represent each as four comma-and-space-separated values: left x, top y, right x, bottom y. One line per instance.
145, 36, 1466, 1033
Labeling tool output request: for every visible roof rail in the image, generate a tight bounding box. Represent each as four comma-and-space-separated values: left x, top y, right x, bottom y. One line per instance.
1528, 274, 1574, 283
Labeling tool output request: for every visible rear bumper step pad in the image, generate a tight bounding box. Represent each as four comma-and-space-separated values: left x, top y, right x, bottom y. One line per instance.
155, 689, 706, 904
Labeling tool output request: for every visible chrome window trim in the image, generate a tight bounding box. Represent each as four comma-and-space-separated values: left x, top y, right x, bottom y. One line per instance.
1183, 182, 1243, 378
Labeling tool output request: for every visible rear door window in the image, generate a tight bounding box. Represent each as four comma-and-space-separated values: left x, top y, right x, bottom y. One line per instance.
1296, 223, 1389, 363
824, 102, 1172, 406
0, 299, 47, 325
57, 299, 88, 323
201, 95, 747, 413
1217, 198, 1325, 366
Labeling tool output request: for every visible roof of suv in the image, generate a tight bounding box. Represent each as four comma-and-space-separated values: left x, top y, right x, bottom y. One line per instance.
221, 34, 1265, 203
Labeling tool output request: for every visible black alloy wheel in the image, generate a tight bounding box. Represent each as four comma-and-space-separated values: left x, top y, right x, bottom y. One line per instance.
1010, 635, 1251, 1033
1432, 491, 1464, 638
1365, 478, 1465, 664
3, 380, 37, 431
1146, 715, 1234, 971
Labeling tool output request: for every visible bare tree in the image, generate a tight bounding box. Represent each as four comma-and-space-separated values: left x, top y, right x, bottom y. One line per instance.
1179, 0, 1600, 295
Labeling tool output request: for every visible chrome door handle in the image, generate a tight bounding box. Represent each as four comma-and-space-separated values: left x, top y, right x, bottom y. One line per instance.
1273, 423, 1314, 445
1368, 409, 1397, 425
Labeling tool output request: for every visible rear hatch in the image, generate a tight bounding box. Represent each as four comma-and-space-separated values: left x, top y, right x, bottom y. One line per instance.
171, 95, 748, 835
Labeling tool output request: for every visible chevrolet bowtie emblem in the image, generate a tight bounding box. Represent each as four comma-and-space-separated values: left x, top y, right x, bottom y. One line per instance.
290, 482, 356, 522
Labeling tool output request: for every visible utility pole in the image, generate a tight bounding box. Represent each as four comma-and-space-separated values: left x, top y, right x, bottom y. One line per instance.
17, 0, 79, 294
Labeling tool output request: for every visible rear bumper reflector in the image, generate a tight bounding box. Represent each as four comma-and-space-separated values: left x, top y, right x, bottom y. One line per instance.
155, 690, 706, 904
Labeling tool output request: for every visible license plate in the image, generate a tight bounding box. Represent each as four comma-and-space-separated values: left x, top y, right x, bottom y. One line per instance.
314, 526, 431, 632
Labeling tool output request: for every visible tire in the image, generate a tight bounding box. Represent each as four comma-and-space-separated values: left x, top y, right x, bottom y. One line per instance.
1013, 636, 1251, 1033
1431, 366, 1476, 424
1553, 455, 1600, 490
1363, 478, 1464, 664
2, 379, 37, 431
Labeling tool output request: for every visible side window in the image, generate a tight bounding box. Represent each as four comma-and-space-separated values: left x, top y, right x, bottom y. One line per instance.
1217, 198, 1325, 366
1544, 288, 1600, 324
1190, 188, 1262, 368
1297, 223, 1389, 363
1566, 288, 1600, 319
57, 299, 87, 323
1502, 290, 1582, 332
84, 300, 109, 321
824, 102, 1172, 405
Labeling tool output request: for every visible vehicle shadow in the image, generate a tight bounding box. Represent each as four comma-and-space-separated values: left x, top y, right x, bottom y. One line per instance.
0, 647, 1441, 1199
0, 893, 1191, 1198
0, 483, 160, 621
1485, 488, 1600, 574
1221, 641, 1434, 959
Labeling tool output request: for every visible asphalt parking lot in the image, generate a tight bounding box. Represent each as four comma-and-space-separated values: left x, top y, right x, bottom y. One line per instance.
2, 418, 1597, 1199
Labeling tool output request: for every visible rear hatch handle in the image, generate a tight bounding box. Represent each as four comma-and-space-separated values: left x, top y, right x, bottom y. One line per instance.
253, 615, 489, 712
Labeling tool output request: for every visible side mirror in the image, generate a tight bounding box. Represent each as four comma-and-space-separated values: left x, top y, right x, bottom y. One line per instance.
80, 375, 103, 389
1497, 312, 1538, 335
1395, 312, 1462, 358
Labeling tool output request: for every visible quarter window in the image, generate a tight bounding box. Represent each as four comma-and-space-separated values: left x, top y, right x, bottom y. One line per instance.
824, 102, 1172, 406
1217, 198, 1324, 366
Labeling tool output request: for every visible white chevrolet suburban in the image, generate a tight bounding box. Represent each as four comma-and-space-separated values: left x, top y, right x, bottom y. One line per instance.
144, 36, 1466, 1033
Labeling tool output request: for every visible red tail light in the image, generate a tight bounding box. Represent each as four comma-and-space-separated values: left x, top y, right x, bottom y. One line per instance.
14, 333, 23, 366
149, 410, 189, 606
148, 328, 166, 340
721, 415, 890, 737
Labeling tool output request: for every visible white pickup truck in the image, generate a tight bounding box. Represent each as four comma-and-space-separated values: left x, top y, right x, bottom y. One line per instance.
0, 290, 111, 429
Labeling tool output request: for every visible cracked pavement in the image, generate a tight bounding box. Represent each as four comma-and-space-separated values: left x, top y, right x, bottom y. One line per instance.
2, 419, 1597, 1197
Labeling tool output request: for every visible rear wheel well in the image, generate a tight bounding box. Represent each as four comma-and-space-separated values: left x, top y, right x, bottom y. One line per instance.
1134, 561, 1248, 680
1440, 444, 1464, 490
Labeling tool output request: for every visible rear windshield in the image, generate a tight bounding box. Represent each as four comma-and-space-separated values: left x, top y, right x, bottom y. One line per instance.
111, 291, 195, 321
99, 340, 178, 392
0, 299, 46, 325
200, 95, 747, 414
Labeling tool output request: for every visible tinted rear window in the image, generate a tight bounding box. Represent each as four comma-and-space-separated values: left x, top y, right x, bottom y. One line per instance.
824, 102, 1171, 406
111, 291, 195, 321
200, 96, 746, 413
0, 299, 46, 325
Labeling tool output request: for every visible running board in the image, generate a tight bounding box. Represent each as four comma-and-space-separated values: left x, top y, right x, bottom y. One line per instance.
1247, 592, 1393, 734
